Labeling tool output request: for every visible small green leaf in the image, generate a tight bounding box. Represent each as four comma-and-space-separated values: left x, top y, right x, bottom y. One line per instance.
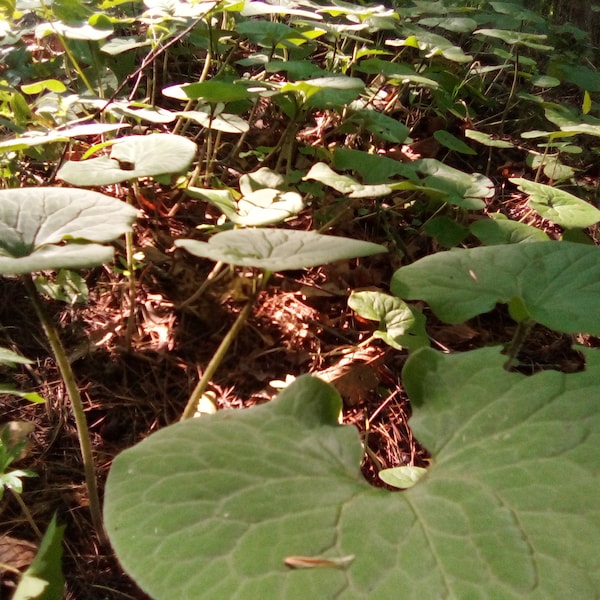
583, 91, 592, 115
333, 148, 416, 184
21, 79, 67, 94
0, 386, 45, 403
13, 514, 65, 600
348, 290, 429, 351
303, 163, 392, 198
34, 269, 89, 305
175, 80, 255, 104
175, 229, 387, 271
348, 109, 410, 144
57, 134, 197, 186
236, 20, 306, 48
423, 215, 469, 248
529, 75, 561, 89
508, 296, 531, 322
378, 465, 427, 489
355, 58, 439, 88
0, 348, 33, 366
391, 241, 600, 334
412, 159, 494, 209
433, 130, 476, 155
465, 129, 515, 148
511, 178, 600, 228
475, 28, 552, 50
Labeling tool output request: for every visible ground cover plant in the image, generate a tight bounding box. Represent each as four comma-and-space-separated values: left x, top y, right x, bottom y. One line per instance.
1, 0, 600, 598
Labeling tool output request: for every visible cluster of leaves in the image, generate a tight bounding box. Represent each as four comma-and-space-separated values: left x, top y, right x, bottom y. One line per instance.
2, 0, 600, 598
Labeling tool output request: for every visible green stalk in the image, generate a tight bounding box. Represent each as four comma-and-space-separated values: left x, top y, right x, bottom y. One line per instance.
24, 277, 105, 543
503, 318, 534, 371
180, 270, 271, 421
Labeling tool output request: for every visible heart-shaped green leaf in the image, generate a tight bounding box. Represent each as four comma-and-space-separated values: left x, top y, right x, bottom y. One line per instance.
348, 290, 429, 350
511, 178, 600, 228
391, 241, 600, 334
0, 188, 137, 274
411, 159, 494, 210
105, 348, 600, 599
175, 229, 387, 271
57, 134, 197, 186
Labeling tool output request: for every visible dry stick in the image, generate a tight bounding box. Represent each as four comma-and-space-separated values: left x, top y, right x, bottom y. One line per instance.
180, 271, 271, 421
24, 277, 106, 544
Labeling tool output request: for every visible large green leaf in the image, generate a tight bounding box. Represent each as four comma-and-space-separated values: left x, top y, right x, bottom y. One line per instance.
175, 229, 387, 271
105, 349, 600, 599
0, 188, 137, 274
57, 134, 197, 186
390, 241, 600, 334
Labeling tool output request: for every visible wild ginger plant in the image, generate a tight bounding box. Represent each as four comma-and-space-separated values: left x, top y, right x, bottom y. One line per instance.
0, 187, 137, 539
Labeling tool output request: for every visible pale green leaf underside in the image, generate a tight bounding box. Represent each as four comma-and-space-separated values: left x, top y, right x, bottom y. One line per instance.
57, 134, 197, 186
175, 229, 387, 271
0, 188, 137, 274
391, 241, 600, 334
105, 349, 600, 599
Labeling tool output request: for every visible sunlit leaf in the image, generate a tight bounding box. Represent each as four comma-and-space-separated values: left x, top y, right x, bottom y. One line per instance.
57, 134, 196, 186
176, 110, 249, 133
511, 178, 600, 228
303, 163, 392, 198
0, 188, 137, 274
175, 228, 386, 271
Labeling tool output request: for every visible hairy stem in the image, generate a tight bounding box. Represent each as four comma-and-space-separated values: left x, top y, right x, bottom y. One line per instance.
180, 270, 271, 420
24, 277, 106, 543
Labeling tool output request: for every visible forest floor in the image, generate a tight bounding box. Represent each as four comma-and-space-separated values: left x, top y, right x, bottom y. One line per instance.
1, 165, 589, 598
1, 4, 599, 598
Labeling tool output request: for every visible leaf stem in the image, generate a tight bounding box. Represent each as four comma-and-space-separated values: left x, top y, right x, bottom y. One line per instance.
180, 270, 272, 420
24, 277, 106, 543
503, 318, 534, 370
